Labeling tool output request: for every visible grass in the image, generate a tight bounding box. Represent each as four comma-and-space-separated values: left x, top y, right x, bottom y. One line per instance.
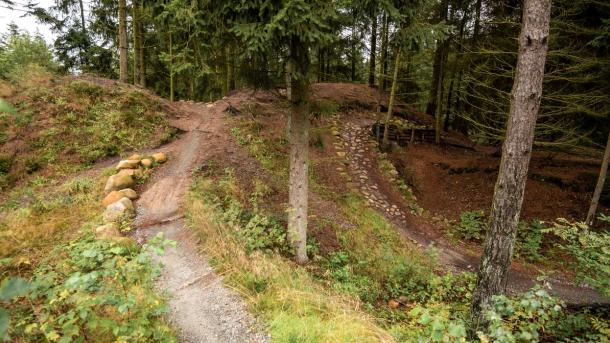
0, 71, 175, 193
0, 174, 103, 272
187, 174, 396, 342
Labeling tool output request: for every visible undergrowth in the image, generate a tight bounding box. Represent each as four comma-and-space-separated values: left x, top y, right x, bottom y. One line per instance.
219, 114, 610, 341
3, 229, 176, 341
0, 71, 175, 192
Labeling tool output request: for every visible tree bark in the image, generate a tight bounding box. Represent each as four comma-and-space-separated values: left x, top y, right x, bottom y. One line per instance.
473, 0, 483, 43
470, 0, 551, 328
169, 31, 174, 102
288, 35, 310, 264
132, 0, 140, 85
382, 46, 401, 149
435, 52, 444, 144
426, 0, 449, 116
118, 0, 128, 83
138, 12, 146, 87
380, 12, 388, 91
368, 11, 377, 87
586, 131, 610, 225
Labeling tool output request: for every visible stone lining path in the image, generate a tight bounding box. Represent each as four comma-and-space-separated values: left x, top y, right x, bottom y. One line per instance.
330, 113, 607, 306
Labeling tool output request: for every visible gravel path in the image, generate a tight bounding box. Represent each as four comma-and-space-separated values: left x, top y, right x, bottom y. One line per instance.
133, 100, 269, 343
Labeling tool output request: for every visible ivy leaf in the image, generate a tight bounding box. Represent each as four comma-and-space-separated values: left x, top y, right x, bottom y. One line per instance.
0, 277, 30, 301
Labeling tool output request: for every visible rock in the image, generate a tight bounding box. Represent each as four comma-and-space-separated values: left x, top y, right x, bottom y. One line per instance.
116, 159, 141, 170
102, 188, 138, 206
102, 191, 123, 207
336, 151, 346, 157
141, 158, 153, 168
95, 223, 121, 239
118, 168, 144, 179
102, 197, 134, 222
127, 153, 142, 161
104, 173, 135, 193
388, 299, 400, 309
152, 152, 167, 163
119, 188, 138, 200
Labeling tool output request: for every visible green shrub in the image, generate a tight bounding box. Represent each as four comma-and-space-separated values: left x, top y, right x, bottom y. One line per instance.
7, 232, 176, 341
456, 210, 486, 241
515, 219, 544, 262
544, 218, 610, 298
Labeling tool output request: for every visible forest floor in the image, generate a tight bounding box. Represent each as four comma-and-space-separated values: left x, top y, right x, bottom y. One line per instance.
3, 75, 607, 340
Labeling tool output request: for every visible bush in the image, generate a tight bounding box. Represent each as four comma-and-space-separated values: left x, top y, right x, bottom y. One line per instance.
7, 232, 176, 341
456, 210, 486, 241
0, 31, 57, 80
544, 218, 610, 298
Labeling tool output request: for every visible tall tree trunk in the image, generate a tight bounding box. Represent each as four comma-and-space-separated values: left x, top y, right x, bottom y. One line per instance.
586, 131, 610, 225
169, 31, 174, 102
132, 0, 140, 85
138, 10, 146, 87
470, 0, 551, 327
473, 0, 483, 43
380, 13, 389, 91
368, 11, 377, 87
288, 35, 310, 264
435, 53, 444, 144
226, 46, 235, 92
426, 0, 449, 116
78, 0, 86, 32
382, 46, 401, 149
118, 0, 128, 83
351, 18, 357, 82
317, 47, 323, 82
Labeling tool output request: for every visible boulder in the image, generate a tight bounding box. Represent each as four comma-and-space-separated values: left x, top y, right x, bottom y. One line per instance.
152, 152, 167, 163
127, 153, 142, 161
119, 188, 138, 200
118, 168, 144, 179
116, 159, 141, 170
95, 223, 121, 239
141, 158, 153, 168
102, 188, 138, 206
102, 197, 134, 222
104, 173, 135, 193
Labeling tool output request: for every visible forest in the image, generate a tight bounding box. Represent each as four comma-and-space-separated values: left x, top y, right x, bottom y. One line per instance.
0, 0, 609, 341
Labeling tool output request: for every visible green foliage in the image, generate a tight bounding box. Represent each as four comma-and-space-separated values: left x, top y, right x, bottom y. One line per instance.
480, 286, 563, 343
0, 31, 57, 80
544, 218, 610, 298
454, 212, 544, 262
0, 277, 30, 339
199, 169, 290, 256
7, 231, 176, 342
456, 210, 486, 241
514, 220, 544, 263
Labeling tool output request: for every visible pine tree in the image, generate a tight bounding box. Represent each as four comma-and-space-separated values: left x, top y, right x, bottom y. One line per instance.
470, 0, 552, 328
229, 0, 336, 263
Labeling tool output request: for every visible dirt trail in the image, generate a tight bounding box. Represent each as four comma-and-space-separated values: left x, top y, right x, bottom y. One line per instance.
133, 100, 268, 343
336, 115, 607, 306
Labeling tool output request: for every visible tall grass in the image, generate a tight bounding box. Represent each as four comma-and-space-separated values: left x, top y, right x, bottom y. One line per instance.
186, 177, 396, 342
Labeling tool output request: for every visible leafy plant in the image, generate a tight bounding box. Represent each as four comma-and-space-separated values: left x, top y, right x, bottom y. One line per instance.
0, 277, 30, 339
480, 285, 564, 342
8, 232, 177, 341
456, 210, 486, 241
544, 218, 610, 298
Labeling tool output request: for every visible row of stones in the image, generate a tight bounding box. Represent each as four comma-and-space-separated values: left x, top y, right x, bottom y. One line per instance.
94, 152, 167, 240
331, 118, 407, 224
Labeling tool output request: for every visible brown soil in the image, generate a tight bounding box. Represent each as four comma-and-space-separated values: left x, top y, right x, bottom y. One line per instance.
391, 142, 608, 223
